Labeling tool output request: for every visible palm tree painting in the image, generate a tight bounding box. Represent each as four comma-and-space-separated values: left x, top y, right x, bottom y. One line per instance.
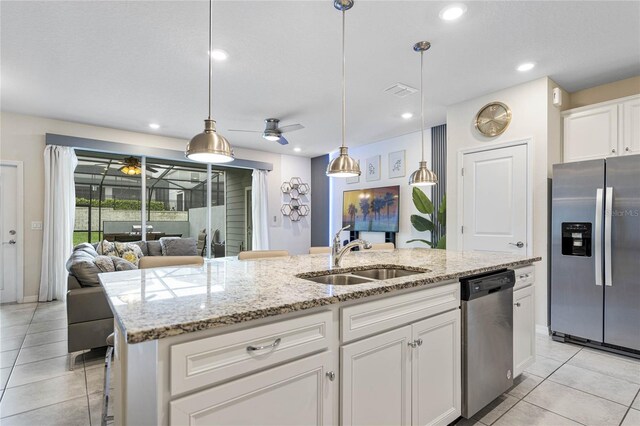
342, 186, 399, 232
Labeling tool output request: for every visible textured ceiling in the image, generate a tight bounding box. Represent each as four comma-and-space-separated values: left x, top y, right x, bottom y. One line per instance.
2, 1, 639, 157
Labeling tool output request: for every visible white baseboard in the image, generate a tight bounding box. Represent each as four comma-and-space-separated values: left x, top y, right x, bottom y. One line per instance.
20, 295, 38, 303
535, 324, 550, 335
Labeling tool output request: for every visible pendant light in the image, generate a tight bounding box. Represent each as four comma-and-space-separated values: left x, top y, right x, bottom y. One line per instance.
408, 41, 438, 186
326, 0, 361, 178
186, 0, 234, 164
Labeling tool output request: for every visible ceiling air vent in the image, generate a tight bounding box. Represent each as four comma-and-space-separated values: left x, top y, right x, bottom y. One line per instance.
384, 83, 418, 98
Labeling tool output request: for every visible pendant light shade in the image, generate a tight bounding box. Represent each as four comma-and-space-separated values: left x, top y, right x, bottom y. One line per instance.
186, 0, 234, 164
186, 119, 234, 163
326, 0, 361, 178
409, 41, 437, 187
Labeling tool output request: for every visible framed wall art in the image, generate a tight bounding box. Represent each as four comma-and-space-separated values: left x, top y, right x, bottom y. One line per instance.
388, 150, 405, 178
365, 155, 380, 181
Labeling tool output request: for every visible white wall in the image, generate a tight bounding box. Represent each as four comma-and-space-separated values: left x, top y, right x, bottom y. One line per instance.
0, 112, 311, 300
446, 77, 563, 328
329, 131, 433, 248
270, 155, 312, 255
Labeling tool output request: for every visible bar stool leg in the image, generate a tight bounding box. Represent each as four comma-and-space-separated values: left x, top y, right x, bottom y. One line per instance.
102, 337, 115, 426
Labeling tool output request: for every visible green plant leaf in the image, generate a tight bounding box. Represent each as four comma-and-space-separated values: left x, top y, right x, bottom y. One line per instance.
410, 214, 434, 232
412, 187, 433, 215
435, 235, 447, 249
437, 194, 446, 227
406, 239, 432, 246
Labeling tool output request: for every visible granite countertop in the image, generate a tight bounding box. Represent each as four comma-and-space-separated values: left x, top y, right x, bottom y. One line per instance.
100, 249, 541, 344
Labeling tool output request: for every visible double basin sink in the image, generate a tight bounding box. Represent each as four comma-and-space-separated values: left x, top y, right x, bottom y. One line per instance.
297, 265, 430, 286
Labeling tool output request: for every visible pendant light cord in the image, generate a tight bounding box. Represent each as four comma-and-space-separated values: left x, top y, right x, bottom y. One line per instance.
341, 10, 346, 148
208, 0, 213, 120
420, 50, 424, 162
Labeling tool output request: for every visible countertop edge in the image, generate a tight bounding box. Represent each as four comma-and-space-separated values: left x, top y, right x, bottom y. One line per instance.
120, 257, 541, 344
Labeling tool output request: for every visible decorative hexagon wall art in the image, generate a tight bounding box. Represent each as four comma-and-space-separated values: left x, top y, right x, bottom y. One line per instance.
281, 178, 310, 222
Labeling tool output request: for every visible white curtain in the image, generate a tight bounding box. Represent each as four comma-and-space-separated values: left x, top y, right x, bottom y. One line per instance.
39, 145, 78, 302
251, 169, 270, 250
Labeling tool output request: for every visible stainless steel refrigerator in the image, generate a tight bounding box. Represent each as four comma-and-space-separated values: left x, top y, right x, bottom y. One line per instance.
551, 155, 640, 353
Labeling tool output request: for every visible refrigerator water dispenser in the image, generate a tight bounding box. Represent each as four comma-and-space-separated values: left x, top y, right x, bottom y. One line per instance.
561, 222, 592, 256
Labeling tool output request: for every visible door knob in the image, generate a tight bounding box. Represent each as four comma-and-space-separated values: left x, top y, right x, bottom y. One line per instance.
9, 230, 16, 235
3, 240, 16, 245
509, 241, 524, 248
514, 302, 521, 307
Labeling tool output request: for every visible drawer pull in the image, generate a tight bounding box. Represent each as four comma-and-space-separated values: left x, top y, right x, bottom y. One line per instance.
247, 338, 281, 352
326, 371, 336, 381
514, 302, 521, 307
518, 273, 530, 280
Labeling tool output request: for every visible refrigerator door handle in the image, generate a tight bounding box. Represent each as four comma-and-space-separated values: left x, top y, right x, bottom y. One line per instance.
595, 188, 603, 286
604, 187, 613, 286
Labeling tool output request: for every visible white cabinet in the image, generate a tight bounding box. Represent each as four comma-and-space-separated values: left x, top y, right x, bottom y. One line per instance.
412, 309, 461, 426
341, 309, 461, 426
170, 351, 334, 425
622, 97, 640, 155
513, 282, 535, 377
341, 326, 412, 426
563, 95, 640, 163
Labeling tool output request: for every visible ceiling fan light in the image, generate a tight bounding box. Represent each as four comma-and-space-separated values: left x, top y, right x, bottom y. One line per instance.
186, 119, 234, 163
409, 161, 438, 186
326, 146, 361, 177
263, 132, 281, 142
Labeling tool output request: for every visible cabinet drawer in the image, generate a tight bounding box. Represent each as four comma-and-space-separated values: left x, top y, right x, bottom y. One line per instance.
170, 310, 332, 396
341, 282, 459, 343
514, 266, 535, 291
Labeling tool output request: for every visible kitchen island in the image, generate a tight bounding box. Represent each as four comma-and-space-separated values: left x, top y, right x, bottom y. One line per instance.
101, 249, 540, 426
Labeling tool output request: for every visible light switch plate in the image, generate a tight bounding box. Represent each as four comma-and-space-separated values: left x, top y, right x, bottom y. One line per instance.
31, 221, 43, 230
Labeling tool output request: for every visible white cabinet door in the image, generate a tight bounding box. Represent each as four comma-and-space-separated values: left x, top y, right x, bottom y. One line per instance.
341, 326, 412, 426
621, 97, 640, 155
412, 309, 461, 426
462, 144, 528, 254
513, 286, 535, 377
170, 351, 334, 426
563, 104, 618, 162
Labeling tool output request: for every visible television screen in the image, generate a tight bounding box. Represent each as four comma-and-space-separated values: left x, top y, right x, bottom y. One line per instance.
342, 185, 400, 232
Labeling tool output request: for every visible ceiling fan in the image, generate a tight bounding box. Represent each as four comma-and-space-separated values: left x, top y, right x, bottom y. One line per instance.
119, 156, 159, 175
228, 118, 304, 145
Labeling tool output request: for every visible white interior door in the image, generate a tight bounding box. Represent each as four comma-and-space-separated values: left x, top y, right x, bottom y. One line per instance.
462, 144, 528, 253
0, 163, 21, 303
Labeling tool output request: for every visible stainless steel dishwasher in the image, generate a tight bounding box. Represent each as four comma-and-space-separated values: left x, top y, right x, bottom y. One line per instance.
460, 269, 515, 419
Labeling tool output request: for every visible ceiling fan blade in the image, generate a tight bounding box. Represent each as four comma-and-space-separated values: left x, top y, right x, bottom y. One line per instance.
277, 136, 289, 145
227, 129, 263, 133
146, 166, 159, 173
278, 124, 304, 133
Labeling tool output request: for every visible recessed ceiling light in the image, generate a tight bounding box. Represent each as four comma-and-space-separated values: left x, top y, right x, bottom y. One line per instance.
439, 4, 467, 21
293, 147, 302, 153
516, 62, 536, 72
148, 123, 160, 130
209, 49, 228, 61
401, 112, 414, 119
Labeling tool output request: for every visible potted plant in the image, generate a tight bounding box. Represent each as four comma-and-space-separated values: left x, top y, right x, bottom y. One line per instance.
406, 187, 446, 249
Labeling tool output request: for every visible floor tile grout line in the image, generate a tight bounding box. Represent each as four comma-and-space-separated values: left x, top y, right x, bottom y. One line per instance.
545, 372, 640, 407
489, 344, 585, 426
521, 399, 589, 426
618, 389, 640, 426
0, 302, 38, 404
0, 394, 90, 420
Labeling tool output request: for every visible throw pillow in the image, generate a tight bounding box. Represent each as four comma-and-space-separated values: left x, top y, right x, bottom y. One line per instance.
160, 237, 198, 256
147, 241, 162, 256
158, 237, 180, 256
94, 255, 116, 273
110, 256, 137, 271
114, 242, 144, 267
66, 250, 102, 287
97, 240, 117, 257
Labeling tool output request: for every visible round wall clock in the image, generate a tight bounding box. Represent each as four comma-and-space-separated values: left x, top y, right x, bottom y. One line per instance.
474, 102, 512, 137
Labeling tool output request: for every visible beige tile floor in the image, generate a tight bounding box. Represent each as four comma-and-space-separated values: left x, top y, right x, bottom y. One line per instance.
2, 301, 639, 425
0, 301, 111, 425
455, 334, 640, 426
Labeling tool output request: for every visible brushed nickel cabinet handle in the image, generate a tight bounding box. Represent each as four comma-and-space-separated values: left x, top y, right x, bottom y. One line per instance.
247, 338, 281, 352
326, 371, 336, 381
514, 302, 521, 307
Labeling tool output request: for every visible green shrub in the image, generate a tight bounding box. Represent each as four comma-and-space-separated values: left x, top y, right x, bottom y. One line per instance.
75, 197, 164, 211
